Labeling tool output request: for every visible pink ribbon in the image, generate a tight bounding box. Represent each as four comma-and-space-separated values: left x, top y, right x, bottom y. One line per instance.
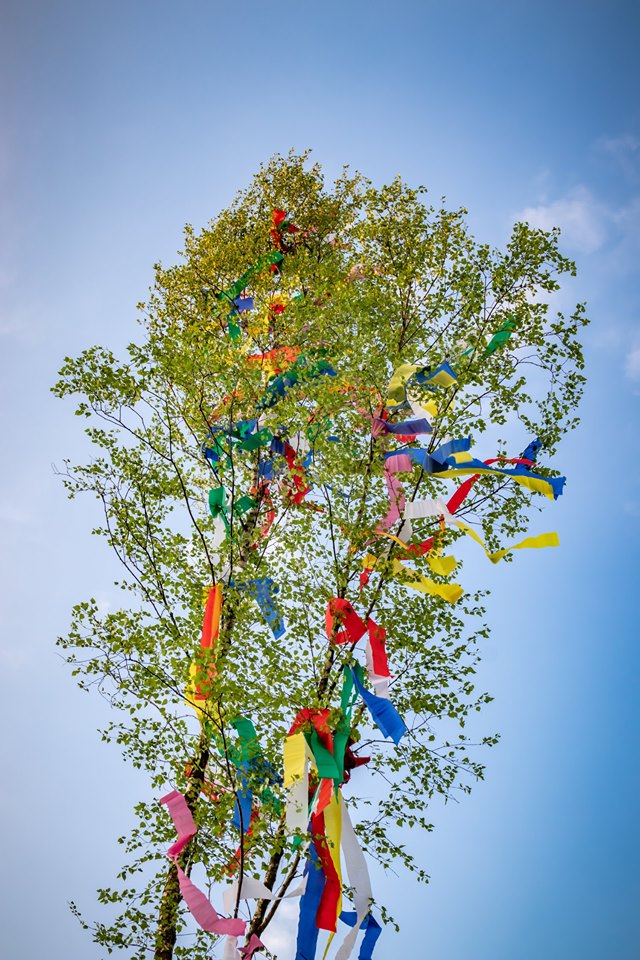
160, 790, 248, 939
377, 462, 406, 531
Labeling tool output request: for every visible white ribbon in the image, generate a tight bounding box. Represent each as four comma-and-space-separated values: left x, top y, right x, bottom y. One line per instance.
223, 874, 307, 914
403, 496, 455, 524
335, 795, 373, 960
364, 639, 390, 699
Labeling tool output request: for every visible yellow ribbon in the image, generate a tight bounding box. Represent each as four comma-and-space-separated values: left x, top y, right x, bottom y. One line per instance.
283, 731, 316, 834
442, 466, 557, 500
363, 553, 463, 603
456, 523, 560, 563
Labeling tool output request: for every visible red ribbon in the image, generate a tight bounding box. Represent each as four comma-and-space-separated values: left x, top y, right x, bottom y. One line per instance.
283, 441, 311, 503
289, 708, 334, 755
310, 809, 342, 932
325, 599, 390, 678
361, 456, 538, 569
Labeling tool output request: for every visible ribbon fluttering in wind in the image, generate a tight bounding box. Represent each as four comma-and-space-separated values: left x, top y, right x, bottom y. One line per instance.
325, 599, 391, 697
351, 663, 407, 744
186, 585, 223, 718
159, 790, 247, 938
385, 440, 564, 500
184, 214, 567, 960
230, 577, 286, 639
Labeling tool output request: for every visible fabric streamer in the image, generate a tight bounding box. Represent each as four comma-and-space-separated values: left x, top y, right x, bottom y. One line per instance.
257, 353, 337, 412
338, 914, 382, 960
221, 934, 266, 960
484, 316, 515, 355
201, 584, 223, 649
159, 790, 246, 938
284, 731, 316, 834
311, 792, 343, 932
222, 873, 307, 914
228, 716, 282, 834
230, 577, 286, 639
333, 795, 373, 960
325, 600, 391, 697
295, 845, 326, 960
293, 797, 378, 960
377, 461, 406, 532
387, 359, 458, 410
402, 496, 559, 564
351, 664, 407, 744
216, 251, 284, 305
186, 585, 223, 718
441, 458, 565, 500
385, 443, 564, 500
362, 553, 463, 604
372, 416, 432, 438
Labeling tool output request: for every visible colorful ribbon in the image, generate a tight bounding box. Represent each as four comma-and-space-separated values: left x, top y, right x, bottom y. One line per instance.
362, 553, 463, 604
338, 913, 382, 960
325, 600, 391, 696
230, 577, 285, 639
159, 790, 246, 938
295, 844, 325, 960
351, 664, 407, 744
311, 791, 343, 932
385, 443, 564, 500
186, 585, 223, 717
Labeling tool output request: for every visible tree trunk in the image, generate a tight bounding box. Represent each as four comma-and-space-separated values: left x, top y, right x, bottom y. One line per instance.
154, 731, 210, 960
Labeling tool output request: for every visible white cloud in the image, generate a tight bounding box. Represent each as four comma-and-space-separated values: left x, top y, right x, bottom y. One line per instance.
261, 898, 299, 959
517, 186, 607, 254
0, 502, 32, 525
0, 641, 33, 669
625, 345, 640, 381
595, 134, 640, 180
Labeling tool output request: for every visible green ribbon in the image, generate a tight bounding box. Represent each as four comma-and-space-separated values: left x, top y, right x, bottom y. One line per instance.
303, 669, 359, 792
208, 487, 258, 537
216, 251, 284, 304
332, 668, 358, 790
234, 494, 257, 515
230, 716, 282, 814
208, 486, 230, 533
228, 315, 243, 342
484, 316, 516, 356
237, 427, 273, 452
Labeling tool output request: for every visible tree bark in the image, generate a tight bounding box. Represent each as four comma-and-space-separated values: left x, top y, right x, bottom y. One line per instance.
154, 731, 210, 960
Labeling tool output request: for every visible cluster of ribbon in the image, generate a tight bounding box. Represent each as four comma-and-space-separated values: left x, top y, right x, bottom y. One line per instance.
159, 212, 566, 958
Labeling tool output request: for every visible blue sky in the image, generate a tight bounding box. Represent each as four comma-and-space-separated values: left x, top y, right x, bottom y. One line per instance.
1, 1, 638, 958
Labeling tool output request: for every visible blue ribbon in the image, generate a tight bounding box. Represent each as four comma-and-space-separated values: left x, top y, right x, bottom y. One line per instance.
233, 296, 254, 312
521, 437, 541, 462
383, 438, 565, 498
232, 776, 253, 833
339, 912, 382, 960
295, 845, 325, 960
384, 417, 432, 436
431, 437, 472, 464
351, 666, 407, 745
413, 360, 458, 386
230, 577, 286, 639
444, 454, 566, 499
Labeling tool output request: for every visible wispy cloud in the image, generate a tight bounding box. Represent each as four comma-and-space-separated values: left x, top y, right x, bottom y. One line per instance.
517, 186, 607, 254
625, 345, 640, 381
0, 502, 33, 525
261, 899, 300, 959
595, 133, 640, 180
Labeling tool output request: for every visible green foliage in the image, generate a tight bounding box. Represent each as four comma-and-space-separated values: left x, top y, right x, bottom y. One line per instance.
53, 151, 586, 957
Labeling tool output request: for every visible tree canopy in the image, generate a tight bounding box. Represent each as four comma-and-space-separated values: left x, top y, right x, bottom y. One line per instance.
53, 151, 586, 960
